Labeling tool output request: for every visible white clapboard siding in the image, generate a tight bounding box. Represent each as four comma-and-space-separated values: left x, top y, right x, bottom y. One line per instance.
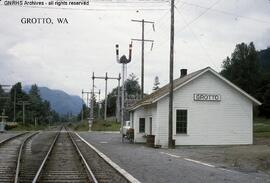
156, 71, 253, 146
132, 70, 255, 147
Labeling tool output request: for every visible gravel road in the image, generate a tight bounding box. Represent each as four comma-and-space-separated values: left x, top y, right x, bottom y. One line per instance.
0, 131, 22, 142
79, 132, 270, 183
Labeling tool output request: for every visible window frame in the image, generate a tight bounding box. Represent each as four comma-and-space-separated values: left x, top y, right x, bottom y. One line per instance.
176, 109, 188, 134
139, 118, 146, 133
149, 116, 152, 135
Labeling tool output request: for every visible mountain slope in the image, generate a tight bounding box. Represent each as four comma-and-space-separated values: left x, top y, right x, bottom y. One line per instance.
24, 86, 82, 115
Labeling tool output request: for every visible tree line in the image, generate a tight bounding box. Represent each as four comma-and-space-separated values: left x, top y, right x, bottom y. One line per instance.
220, 42, 270, 117
77, 73, 142, 120
0, 83, 60, 124
2, 42, 268, 124
87, 42, 270, 120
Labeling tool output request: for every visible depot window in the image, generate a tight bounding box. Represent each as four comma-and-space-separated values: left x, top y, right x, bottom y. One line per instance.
139, 118, 145, 133
176, 110, 187, 134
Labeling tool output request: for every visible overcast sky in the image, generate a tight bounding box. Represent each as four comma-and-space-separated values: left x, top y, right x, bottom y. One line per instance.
1, 0, 270, 101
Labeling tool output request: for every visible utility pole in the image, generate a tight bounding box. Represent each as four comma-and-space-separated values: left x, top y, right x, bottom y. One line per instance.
81, 89, 84, 122
116, 43, 132, 142
98, 89, 101, 119
82, 89, 99, 129
105, 72, 108, 121
92, 72, 121, 121
116, 73, 121, 123
0, 109, 8, 133
13, 89, 16, 122
131, 19, 155, 99
35, 117, 37, 127
168, 0, 175, 148
86, 92, 90, 108
0, 85, 11, 124
91, 73, 95, 129
17, 101, 30, 125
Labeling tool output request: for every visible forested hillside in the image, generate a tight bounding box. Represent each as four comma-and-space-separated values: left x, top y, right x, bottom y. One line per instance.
24, 86, 82, 115
0, 83, 59, 123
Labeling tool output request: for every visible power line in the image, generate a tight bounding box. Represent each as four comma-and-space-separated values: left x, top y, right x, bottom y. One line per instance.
17, 101, 30, 125
142, 0, 223, 58
178, 1, 270, 24
152, 0, 270, 58
112, 2, 169, 61
175, 5, 219, 69
92, 72, 121, 121
175, 0, 222, 33
131, 19, 155, 99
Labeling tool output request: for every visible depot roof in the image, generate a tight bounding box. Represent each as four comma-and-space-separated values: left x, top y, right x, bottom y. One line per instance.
128, 67, 261, 111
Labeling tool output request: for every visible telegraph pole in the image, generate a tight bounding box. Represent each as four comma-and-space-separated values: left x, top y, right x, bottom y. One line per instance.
86, 92, 89, 107
90, 73, 95, 130
0, 85, 11, 124
0, 110, 8, 132
13, 89, 16, 122
17, 101, 30, 125
105, 73, 108, 121
83, 90, 100, 116
98, 90, 101, 119
81, 89, 84, 122
131, 19, 155, 99
116, 73, 121, 122
92, 72, 121, 121
168, 0, 175, 148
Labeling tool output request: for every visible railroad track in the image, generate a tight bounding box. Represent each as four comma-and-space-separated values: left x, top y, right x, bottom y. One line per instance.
16, 131, 60, 183
70, 133, 130, 183
33, 128, 97, 183
0, 132, 33, 183
0, 127, 131, 183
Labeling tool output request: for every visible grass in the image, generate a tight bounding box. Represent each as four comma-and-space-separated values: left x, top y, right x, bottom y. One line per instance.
7, 123, 47, 131
70, 120, 121, 131
91, 120, 120, 131
254, 132, 270, 138
71, 121, 89, 131
254, 117, 270, 138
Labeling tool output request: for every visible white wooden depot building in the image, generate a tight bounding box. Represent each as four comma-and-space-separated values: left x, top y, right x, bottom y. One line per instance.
128, 67, 261, 147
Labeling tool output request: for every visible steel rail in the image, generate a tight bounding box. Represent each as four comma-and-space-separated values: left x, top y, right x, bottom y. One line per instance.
14, 132, 39, 183
32, 129, 61, 183
0, 132, 29, 146
67, 130, 98, 183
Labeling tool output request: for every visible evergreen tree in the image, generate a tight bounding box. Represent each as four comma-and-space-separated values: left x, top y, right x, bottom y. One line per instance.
0, 85, 4, 95
221, 42, 260, 96
29, 84, 42, 122
8, 83, 28, 122
77, 104, 90, 121
261, 87, 270, 118
125, 73, 141, 96
0, 85, 9, 115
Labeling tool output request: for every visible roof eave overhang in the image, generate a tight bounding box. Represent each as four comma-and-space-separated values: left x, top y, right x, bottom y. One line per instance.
152, 69, 209, 103
128, 102, 152, 111
208, 68, 262, 106
153, 68, 262, 106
